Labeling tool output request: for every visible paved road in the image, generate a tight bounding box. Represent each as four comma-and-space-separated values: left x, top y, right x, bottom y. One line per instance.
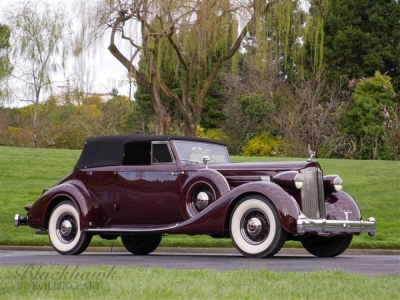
0, 250, 398, 276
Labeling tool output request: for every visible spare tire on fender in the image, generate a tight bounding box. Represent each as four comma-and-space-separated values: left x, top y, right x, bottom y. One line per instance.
181, 169, 230, 218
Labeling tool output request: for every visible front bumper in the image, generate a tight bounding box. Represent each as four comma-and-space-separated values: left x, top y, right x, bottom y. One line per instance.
297, 214, 376, 236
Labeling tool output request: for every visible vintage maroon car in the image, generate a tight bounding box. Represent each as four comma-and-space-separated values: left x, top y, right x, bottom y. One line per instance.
14, 134, 376, 257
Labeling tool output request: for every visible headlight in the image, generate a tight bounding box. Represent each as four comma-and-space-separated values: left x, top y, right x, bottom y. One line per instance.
273, 171, 304, 190
294, 173, 304, 189
323, 175, 343, 192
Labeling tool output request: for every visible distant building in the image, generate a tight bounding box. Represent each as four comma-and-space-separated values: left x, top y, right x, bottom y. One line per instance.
53, 84, 113, 105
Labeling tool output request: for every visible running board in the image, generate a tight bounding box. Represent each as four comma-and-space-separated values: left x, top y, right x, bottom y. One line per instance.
86, 223, 179, 234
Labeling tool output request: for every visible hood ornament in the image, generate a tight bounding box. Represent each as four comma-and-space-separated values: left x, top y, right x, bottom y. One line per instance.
307, 144, 316, 161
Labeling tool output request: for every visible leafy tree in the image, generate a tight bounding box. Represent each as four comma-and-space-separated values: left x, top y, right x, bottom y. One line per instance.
5, 1, 71, 147
0, 24, 12, 102
80, 0, 327, 136
101, 95, 133, 134
322, 0, 400, 89
342, 71, 398, 159
133, 54, 227, 134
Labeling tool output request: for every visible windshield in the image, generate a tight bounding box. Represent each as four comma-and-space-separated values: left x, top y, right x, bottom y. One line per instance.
173, 141, 230, 163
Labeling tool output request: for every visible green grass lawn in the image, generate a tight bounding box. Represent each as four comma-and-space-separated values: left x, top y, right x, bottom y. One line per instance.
1, 146, 399, 249
1, 266, 399, 299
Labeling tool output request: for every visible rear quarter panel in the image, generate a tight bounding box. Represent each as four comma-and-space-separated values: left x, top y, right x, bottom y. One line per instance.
27, 180, 99, 230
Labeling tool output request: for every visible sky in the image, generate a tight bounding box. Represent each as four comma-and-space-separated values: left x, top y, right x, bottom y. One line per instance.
0, 0, 131, 106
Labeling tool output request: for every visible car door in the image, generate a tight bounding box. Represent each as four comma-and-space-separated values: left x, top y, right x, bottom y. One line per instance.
115, 141, 183, 225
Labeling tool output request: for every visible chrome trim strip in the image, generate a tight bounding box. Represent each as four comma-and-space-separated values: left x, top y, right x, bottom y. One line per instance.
224, 176, 271, 182
297, 214, 376, 236
86, 223, 179, 233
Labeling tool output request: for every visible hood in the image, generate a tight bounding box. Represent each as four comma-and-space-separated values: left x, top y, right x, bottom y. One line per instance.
182, 160, 321, 188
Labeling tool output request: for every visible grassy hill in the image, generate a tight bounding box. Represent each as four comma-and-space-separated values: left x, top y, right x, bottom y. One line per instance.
1, 146, 399, 249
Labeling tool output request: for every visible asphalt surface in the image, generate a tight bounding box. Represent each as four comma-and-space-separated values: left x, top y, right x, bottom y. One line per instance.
1, 245, 399, 256
0, 247, 399, 276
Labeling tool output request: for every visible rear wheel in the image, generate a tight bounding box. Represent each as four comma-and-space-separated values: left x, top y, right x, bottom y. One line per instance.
230, 195, 286, 258
48, 201, 92, 255
301, 234, 353, 257
121, 234, 162, 255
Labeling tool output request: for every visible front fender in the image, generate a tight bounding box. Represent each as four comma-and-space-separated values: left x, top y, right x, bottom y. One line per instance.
325, 191, 362, 221
225, 181, 301, 234
171, 181, 300, 235
27, 180, 99, 230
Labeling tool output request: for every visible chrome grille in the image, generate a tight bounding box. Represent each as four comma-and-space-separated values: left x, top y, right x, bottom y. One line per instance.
300, 167, 325, 219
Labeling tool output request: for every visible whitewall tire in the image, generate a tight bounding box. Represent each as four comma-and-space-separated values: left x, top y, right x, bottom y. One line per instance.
48, 201, 91, 255
230, 195, 286, 258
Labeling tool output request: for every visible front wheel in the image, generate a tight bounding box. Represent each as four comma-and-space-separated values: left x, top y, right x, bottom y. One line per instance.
48, 201, 92, 255
121, 234, 162, 255
230, 195, 286, 258
301, 234, 353, 257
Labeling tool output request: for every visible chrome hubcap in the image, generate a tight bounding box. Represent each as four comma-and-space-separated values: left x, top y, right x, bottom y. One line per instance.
247, 217, 262, 236
240, 209, 270, 245
195, 191, 209, 210
56, 213, 77, 244
60, 220, 72, 236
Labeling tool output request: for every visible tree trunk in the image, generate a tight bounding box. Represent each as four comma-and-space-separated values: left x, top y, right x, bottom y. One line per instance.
33, 99, 38, 148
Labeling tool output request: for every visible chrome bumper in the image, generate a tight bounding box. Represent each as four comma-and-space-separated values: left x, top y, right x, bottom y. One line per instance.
297, 214, 376, 236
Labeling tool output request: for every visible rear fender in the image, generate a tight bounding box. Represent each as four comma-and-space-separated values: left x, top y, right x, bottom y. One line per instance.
27, 180, 99, 231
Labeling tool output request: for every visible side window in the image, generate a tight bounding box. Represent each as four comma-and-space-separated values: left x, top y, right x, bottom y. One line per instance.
122, 142, 151, 165
152, 142, 174, 164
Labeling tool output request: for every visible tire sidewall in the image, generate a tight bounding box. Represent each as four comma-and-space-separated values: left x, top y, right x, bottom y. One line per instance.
48, 201, 83, 254
301, 234, 353, 257
230, 196, 282, 257
121, 234, 162, 255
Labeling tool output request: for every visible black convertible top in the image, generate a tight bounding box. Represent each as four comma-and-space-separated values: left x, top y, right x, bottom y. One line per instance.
75, 134, 226, 169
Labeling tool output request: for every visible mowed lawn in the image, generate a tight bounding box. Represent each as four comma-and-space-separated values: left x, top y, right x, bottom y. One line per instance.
0, 146, 399, 249
1, 266, 399, 300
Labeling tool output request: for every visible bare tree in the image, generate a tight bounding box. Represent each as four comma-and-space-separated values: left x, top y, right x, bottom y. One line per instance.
70, 53, 96, 104
79, 0, 325, 136
5, 1, 71, 147
222, 55, 347, 157
269, 70, 348, 157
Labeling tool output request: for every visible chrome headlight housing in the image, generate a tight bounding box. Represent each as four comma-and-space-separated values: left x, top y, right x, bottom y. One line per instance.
323, 175, 343, 192
273, 171, 304, 190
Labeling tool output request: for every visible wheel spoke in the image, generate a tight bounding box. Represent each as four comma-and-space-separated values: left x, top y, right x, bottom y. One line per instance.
49, 201, 91, 255
56, 213, 78, 244
240, 209, 270, 245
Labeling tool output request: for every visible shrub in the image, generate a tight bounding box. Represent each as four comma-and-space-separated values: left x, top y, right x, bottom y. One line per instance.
0, 126, 32, 147
241, 132, 282, 156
